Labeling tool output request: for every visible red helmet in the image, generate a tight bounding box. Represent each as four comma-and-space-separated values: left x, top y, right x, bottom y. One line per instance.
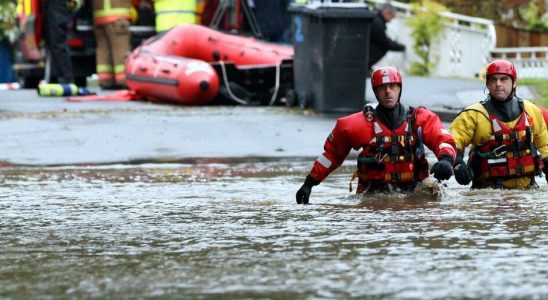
371, 66, 402, 88
486, 59, 517, 81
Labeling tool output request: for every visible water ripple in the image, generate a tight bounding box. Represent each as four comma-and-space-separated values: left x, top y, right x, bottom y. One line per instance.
1, 162, 547, 298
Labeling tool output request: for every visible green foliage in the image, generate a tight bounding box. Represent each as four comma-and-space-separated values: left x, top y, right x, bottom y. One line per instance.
0, 0, 17, 42
431, 0, 547, 32
405, 0, 448, 76
520, 78, 548, 107
519, 0, 548, 32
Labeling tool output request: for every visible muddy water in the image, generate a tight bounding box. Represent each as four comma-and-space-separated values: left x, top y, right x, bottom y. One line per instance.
1, 160, 547, 299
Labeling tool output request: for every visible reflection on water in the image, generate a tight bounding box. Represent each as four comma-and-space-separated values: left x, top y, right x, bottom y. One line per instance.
1, 160, 547, 299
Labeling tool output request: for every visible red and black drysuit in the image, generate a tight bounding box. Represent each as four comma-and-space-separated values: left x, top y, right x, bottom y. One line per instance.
307, 104, 456, 194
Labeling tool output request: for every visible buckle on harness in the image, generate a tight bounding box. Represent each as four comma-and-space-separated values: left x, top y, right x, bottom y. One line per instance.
492, 145, 507, 158
509, 131, 518, 140
376, 153, 387, 163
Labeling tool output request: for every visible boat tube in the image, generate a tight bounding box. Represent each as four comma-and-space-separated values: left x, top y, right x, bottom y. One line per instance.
125, 51, 219, 105
125, 24, 294, 105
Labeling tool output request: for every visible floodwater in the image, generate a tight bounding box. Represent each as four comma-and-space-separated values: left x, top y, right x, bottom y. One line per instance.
1, 159, 547, 299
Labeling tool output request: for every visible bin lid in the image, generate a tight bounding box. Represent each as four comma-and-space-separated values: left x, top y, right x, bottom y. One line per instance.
289, 3, 375, 19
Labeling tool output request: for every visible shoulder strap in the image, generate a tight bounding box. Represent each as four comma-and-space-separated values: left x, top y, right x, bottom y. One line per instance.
407, 106, 416, 136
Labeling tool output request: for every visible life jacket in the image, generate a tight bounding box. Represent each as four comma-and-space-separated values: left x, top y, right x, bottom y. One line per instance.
470, 99, 543, 186
356, 106, 429, 185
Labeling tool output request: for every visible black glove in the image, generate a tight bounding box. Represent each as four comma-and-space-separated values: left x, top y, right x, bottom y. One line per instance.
454, 149, 474, 185
543, 157, 548, 184
296, 175, 319, 204
430, 155, 454, 181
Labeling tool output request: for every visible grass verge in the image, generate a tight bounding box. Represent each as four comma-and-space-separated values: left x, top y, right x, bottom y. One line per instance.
520, 78, 548, 106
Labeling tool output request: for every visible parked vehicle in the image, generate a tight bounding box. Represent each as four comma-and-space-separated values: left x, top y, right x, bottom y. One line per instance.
15, 0, 155, 88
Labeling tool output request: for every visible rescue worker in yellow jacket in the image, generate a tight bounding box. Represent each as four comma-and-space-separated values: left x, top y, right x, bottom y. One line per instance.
92, 0, 131, 89
450, 59, 548, 189
154, 0, 196, 32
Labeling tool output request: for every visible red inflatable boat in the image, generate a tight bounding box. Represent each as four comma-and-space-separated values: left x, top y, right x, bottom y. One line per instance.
125, 24, 294, 105
125, 52, 220, 105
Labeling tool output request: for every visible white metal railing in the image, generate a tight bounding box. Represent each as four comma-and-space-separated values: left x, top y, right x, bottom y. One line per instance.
490, 47, 548, 78
363, 0, 497, 78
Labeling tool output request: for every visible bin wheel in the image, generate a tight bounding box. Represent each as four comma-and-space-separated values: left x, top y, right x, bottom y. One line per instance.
284, 89, 297, 107
298, 92, 312, 109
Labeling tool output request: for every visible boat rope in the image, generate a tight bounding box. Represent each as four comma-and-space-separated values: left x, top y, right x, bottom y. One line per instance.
219, 61, 248, 105
268, 61, 281, 106
219, 60, 282, 106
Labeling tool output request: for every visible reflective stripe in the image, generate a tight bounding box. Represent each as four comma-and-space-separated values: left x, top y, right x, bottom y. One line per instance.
357, 170, 414, 183
488, 130, 526, 141
371, 135, 414, 144
492, 119, 502, 132
155, 0, 197, 31
94, 8, 130, 18
374, 122, 383, 134
487, 158, 507, 164
157, 10, 196, 15
97, 64, 113, 73
316, 154, 332, 169
114, 64, 125, 73
509, 165, 535, 175
438, 142, 453, 150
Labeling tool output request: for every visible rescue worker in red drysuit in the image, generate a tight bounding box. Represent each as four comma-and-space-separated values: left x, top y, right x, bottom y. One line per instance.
296, 66, 457, 204
450, 59, 548, 189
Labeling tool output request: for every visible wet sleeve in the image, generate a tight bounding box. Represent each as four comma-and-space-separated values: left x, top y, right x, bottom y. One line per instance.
529, 105, 548, 157
449, 109, 480, 151
417, 108, 456, 162
309, 119, 353, 183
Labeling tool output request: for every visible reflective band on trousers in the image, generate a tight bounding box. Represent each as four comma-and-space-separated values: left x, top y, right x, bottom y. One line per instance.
94, 8, 130, 18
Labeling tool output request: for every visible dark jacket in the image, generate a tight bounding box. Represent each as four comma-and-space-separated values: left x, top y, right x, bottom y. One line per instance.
368, 10, 405, 69
42, 0, 74, 83
252, 0, 290, 43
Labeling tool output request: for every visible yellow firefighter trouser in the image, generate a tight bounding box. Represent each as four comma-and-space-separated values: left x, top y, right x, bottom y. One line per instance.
94, 19, 130, 87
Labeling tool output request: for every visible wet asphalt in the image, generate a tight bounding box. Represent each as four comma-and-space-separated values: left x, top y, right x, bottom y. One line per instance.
0, 77, 535, 166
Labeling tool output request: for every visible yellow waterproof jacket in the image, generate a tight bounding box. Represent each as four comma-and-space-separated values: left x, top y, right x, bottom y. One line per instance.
450, 99, 548, 188
155, 0, 196, 32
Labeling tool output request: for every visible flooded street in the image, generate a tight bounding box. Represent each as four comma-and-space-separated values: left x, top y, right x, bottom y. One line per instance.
1, 160, 547, 299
